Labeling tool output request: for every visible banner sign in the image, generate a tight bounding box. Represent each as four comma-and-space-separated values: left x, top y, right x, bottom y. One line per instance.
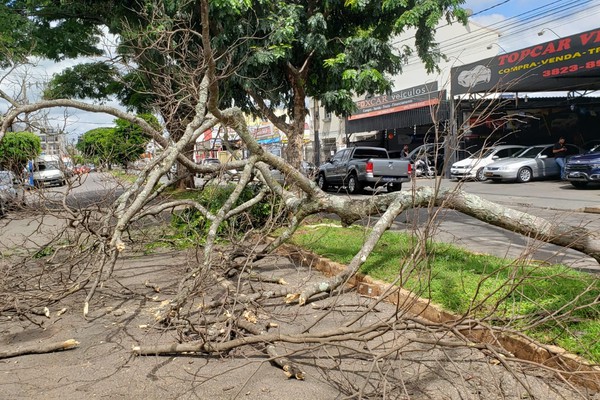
348, 82, 440, 121
451, 27, 600, 95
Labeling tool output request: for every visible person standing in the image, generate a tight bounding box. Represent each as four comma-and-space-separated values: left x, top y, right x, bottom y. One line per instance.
400, 144, 409, 158
553, 136, 568, 180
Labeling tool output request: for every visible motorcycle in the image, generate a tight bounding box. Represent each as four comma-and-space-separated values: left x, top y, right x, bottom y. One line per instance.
414, 157, 436, 178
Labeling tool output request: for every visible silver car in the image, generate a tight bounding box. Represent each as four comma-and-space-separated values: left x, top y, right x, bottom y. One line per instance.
0, 171, 26, 217
483, 144, 582, 183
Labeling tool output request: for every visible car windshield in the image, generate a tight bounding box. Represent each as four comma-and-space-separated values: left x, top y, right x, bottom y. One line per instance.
516, 146, 545, 158
37, 161, 60, 171
468, 148, 494, 159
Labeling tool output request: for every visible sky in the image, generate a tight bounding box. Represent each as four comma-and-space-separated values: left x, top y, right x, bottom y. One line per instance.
2, 0, 600, 141
464, 0, 600, 50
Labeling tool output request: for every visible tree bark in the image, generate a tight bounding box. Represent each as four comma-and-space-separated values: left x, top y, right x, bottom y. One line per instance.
0, 339, 79, 359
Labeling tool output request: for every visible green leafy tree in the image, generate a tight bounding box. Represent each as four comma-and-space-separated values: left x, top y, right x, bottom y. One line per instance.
76, 127, 114, 167
0, 131, 41, 174
77, 113, 157, 168
0, 1, 104, 67
111, 113, 157, 168
12, 0, 467, 168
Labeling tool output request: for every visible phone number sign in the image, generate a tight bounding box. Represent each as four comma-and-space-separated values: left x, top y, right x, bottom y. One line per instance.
451, 27, 600, 95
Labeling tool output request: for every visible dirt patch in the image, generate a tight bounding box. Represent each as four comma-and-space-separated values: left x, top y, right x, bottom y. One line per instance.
0, 249, 598, 399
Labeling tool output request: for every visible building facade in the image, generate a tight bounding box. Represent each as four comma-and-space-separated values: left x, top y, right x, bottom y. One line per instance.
309, 20, 500, 163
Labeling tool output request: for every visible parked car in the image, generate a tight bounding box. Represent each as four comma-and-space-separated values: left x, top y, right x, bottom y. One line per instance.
483, 143, 582, 183
197, 158, 221, 178
270, 161, 316, 184
564, 144, 600, 188
32, 155, 67, 187
317, 146, 412, 194
0, 170, 25, 217
450, 144, 526, 181
73, 164, 91, 174
197, 158, 239, 179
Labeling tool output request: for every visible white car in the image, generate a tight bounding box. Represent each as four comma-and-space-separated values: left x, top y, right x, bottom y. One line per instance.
32, 155, 67, 187
450, 145, 526, 181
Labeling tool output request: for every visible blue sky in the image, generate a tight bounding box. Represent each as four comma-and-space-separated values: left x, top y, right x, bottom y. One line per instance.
464, 0, 600, 50
3, 1, 600, 139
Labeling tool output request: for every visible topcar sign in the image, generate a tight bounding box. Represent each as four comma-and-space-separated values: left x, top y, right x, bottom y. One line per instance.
451, 27, 600, 95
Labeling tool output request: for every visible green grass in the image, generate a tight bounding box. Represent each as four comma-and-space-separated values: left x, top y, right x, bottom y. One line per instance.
108, 169, 138, 184
290, 221, 600, 363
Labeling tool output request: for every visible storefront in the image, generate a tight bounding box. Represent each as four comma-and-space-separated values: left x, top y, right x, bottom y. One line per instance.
450, 26, 600, 155
345, 82, 450, 154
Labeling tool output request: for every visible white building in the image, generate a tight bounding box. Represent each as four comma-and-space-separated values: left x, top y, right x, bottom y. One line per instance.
309, 20, 500, 162
38, 127, 67, 156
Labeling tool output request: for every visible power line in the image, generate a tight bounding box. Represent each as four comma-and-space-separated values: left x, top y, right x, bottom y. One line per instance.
398, 0, 596, 65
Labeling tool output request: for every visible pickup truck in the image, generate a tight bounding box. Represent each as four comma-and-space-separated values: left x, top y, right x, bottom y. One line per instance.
564, 145, 600, 188
316, 146, 412, 194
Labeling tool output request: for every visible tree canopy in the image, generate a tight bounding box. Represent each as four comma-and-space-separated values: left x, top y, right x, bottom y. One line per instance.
76, 114, 157, 168
21, 0, 467, 166
0, 131, 41, 173
76, 127, 114, 165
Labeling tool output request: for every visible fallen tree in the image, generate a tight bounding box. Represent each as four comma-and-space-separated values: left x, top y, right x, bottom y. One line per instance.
1, 1, 599, 397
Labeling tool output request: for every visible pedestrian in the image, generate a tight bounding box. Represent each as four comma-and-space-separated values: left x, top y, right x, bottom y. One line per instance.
552, 136, 568, 180
401, 144, 409, 158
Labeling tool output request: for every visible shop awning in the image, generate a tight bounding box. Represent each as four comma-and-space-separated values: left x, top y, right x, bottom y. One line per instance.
345, 101, 450, 134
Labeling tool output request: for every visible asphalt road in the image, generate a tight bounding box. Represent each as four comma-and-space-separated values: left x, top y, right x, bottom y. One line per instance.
3, 173, 600, 273
395, 177, 600, 273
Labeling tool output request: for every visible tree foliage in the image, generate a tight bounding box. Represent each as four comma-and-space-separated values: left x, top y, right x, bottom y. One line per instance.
43, 62, 121, 102
11, 0, 467, 166
111, 113, 156, 168
0, 0, 105, 67
76, 114, 157, 168
76, 127, 114, 164
0, 131, 41, 173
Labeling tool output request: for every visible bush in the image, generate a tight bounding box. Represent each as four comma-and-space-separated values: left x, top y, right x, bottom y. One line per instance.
170, 184, 283, 243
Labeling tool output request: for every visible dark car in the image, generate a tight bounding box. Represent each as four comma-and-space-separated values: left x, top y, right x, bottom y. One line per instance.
565, 144, 600, 188
406, 143, 446, 177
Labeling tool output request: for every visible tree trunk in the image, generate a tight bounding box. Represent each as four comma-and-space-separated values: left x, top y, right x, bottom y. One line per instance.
284, 129, 304, 171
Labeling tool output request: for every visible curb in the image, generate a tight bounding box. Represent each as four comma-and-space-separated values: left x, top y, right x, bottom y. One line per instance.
280, 244, 600, 392
584, 207, 600, 214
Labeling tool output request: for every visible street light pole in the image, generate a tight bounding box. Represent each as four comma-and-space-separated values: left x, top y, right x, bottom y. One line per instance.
313, 98, 321, 166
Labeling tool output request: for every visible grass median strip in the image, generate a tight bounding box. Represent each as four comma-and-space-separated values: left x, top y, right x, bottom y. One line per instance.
290, 220, 600, 363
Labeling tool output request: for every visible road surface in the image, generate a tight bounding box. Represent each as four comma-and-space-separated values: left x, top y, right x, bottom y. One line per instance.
2, 173, 599, 273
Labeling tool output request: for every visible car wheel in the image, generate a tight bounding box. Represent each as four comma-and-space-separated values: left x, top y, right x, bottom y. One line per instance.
571, 181, 588, 189
476, 167, 487, 181
317, 173, 329, 191
346, 173, 363, 195
516, 167, 532, 183
387, 182, 402, 192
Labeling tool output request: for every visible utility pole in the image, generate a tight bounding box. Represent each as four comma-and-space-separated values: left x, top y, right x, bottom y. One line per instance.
313, 98, 321, 166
